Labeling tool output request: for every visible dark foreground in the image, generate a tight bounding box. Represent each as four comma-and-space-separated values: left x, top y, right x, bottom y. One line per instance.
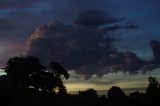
0, 56, 160, 106
0, 77, 160, 106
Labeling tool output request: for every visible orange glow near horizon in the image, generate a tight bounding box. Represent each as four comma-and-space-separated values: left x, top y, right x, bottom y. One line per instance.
65, 81, 148, 93
65, 83, 109, 92
64, 69, 160, 93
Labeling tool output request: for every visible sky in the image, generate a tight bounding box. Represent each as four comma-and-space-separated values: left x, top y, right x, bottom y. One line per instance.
0, 0, 160, 93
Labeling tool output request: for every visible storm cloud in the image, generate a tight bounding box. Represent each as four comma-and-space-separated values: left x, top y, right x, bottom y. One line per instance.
0, 0, 158, 78
26, 8, 143, 78
27, 18, 160, 78
25, 0, 160, 77
27, 20, 116, 70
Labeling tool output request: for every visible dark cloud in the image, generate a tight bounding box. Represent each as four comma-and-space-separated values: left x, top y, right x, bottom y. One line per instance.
150, 40, 160, 64
27, 21, 160, 77
74, 10, 122, 26
101, 26, 123, 32
25, 1, 158, 77
0, 0, 110, 67
110, 40, 160, 74
27, 21, 116, 70
101, 24, 138, 32
124, 24, 138, 29
109, 52, 147, 74
1, 0, 160, 78
26, 15, 143, 78
41, 0, 110, 23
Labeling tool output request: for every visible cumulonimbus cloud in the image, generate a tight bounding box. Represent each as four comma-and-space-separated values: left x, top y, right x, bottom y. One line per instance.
27, 9, 160, 78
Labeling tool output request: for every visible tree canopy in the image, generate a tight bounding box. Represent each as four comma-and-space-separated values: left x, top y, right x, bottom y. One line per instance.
4, 56, 69, 93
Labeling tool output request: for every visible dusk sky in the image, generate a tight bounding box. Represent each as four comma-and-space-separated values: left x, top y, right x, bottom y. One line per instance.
0, 0, 160, 93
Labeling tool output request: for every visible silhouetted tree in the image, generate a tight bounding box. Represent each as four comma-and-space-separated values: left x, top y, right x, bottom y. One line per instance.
129, 91, 144, 106
79, 88, 98, 98
2, 56, 160, 106
5, 56, 45, 82
50, 62, 69, 79
146, 76, 160, 96
26, 71, 65, 93
145, 76, 160, 105
0, 75, 9, 88
107, 86, 126, 101
4, 56, 45, 89
4, 56, 69, 93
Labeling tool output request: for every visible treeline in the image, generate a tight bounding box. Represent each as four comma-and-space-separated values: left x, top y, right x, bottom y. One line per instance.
0, 56, 160, 106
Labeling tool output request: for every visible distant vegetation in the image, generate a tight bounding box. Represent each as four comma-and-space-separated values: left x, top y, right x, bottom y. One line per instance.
0, 56, 160, 106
